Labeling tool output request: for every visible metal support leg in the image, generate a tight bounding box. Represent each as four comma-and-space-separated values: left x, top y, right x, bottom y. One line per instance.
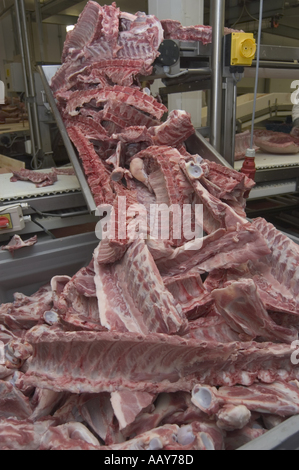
34, 0, 45, 64
14, 0, 36, 157
210, 0, 224, 153
19, 0, 43, 168
222, 77, 237, 167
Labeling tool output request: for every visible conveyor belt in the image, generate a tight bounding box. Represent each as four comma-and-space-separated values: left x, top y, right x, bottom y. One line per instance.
39, 65, 233, 216
0, 169, 81, 202
248, 180, 297, 199
38, 65, 97, 213
234, 152, 299, 172
246, 192, 299, 237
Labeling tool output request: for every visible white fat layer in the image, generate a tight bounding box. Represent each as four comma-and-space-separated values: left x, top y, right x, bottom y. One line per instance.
44, 311, 59, 325
130, 158, 149, 184
177, 426, 195, 446
148, 438, 163, 450
186, 161, 203, 180
200, 432, 215, 451
0, 341, 4, 365
193, 387, 213, 410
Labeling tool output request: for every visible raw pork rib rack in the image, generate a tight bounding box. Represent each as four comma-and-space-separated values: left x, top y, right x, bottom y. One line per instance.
1, 1, 299, 451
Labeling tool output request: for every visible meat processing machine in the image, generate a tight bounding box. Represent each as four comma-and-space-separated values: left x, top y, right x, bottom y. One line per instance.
146, 27, 299, 201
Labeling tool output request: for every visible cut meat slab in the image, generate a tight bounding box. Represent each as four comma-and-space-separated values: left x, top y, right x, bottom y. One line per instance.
52, 262, 105, 332
93, 239, 188, 335
10, 169, 57, 188
163, 270, 214, 320
161, 20, 238, 44
76, 59, 150, 87
1, 235, 37, 253
235, 130, 259, 161
203, 160, 255, 202
67, 125, 114, 206
0, 419, 54, 450
66, 86, 167, 120
110, 390, 155, 430
0, 285, 53, 330
23, 326, 299, 394
39, 422, 101, 450
212, 279, 298, 343
78, 392, 124, 445
0, 381, 32, 420
30, 388, 66, 421
117, 12, 163, 73
101, 424, 179, 450
192, 381, 299, 418
243, 218, 299, 316
149, 110, 195, 147
121, 392, 195, 439
254, 130, 299, 155
156, 225, 271, 278
61, 1, 103, 62
186, 316, 241, 343
252, 218, 299, 298
131, 145, 195, 246
181, 160, 249, 233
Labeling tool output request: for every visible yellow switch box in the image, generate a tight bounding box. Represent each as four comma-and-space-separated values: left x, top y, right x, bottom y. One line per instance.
0, 213, 13, 230
231, 33, 256, 66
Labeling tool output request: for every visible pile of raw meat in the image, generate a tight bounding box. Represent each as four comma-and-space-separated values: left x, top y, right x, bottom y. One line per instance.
235, 129, 299, 160
1, 1, 299, 451
0, 97, 28, 125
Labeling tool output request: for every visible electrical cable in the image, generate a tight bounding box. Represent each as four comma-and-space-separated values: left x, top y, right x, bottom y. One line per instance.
240, 0, 264, 188
3, 134, 21, 149
29, 205, 63, 218
243, 0, 259, 22
232, 3, 245, 28
232, 0, 259, 28
30, 150, 43, 170
30, 216, 56, 240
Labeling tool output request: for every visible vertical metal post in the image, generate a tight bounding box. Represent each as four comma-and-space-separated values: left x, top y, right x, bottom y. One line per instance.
250, 0, 264, 150
34, 0, 45, 64
19, 0, 42, 168
14, 0, 36, 157
222, 77, 237, 167
210, 0, 224, 153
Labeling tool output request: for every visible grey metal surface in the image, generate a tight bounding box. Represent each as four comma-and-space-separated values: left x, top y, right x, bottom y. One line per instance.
147, 39, 212, 82
34, 0, 45, 64
259, 44, 299, 63
254, 166, 299, 184
222, 77, 237, 167
249, 0, 264, 151
38, 65, 97, 213
14, 0, 36, 157
210, 0, 224, 154
238, 415, 299, 450
244, 67, 299, 80
186, 130, 232, 169
19, 0, 42, 167
0, 232, 99, 303
179, 41, 212, 58
221, 0, 299, 26
1, 192, 86, 213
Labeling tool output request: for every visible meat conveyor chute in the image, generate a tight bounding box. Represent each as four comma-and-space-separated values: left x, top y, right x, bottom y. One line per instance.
37, 62, 233, 213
